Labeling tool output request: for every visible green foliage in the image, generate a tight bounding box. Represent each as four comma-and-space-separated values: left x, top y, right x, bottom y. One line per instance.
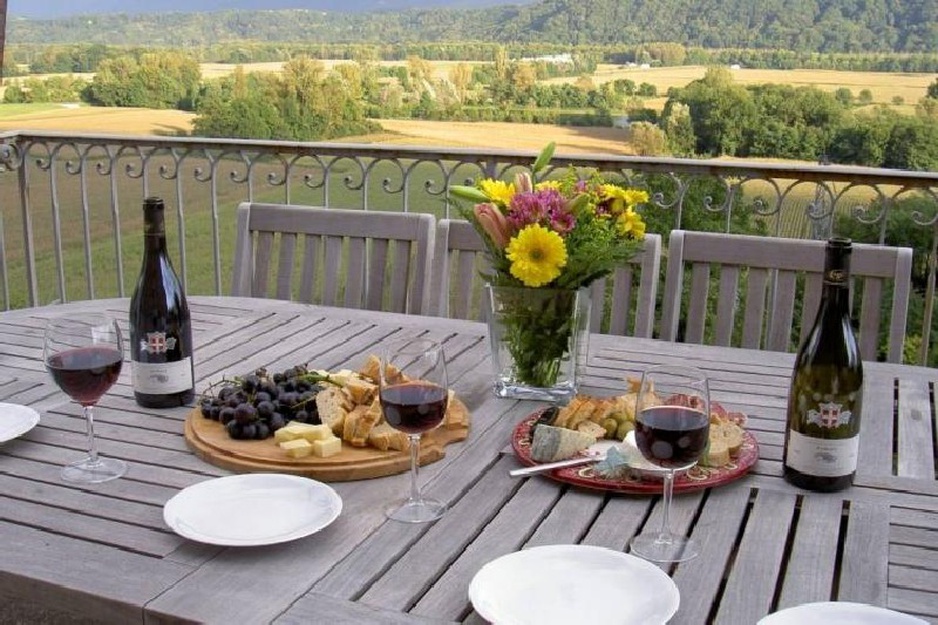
668, 70, 938, 170
927, 78, 938, 99
671, 67, 759, 156
9, 1, 938, 56
193, 58, 378, 141
834, 198, 938, 365
85, 51, 201, 110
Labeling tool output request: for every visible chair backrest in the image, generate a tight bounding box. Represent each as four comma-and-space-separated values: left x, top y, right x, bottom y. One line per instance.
587, 232, 662, 338
429, 219, 662, 337
659, 230, 913, 362
231, 202, 435, 314
428, 219, 491, 320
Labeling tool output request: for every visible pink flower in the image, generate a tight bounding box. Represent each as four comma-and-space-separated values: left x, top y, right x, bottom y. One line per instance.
474, 203, 513, 249
508, 188, 569, 232
514, 172, 533, 194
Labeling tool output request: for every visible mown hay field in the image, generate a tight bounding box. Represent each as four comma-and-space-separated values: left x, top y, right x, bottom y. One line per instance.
0, 104, 635, 154
543, 64, 935, 113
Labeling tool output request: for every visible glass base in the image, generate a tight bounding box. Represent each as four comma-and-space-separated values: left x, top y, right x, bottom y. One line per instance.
494, 378, 576, 403
629, 533, 700, 563
385, 497, 447, 523
61, 456, 127, 484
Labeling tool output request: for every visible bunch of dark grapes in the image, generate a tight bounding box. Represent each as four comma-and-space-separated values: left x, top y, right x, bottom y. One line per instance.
199, 364, 334, 440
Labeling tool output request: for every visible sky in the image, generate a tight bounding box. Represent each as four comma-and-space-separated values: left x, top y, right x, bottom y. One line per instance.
8, 0, 523, 19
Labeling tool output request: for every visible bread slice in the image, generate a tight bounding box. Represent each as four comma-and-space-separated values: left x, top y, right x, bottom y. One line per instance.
358, 355, 382, 383
367, 422, 410, 452
345, 401, 383, 447
576, 420, 607, 441
566, 397, 599, 431
316, 385, 352, 436
344, 377, 377, 405
357, 353, 409, 385
553, 396, 584, 429
443, 392, 470, 429
529, 424, 596, 463
701, 435, 730, 467
714, 421, 745, 457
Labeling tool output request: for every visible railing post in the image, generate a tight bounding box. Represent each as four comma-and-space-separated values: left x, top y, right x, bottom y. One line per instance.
16, 153, 39, 308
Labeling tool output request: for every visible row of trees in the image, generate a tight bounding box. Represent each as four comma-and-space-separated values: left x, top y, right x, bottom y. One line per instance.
660, 67, 938, 171
9, 0, 938, 54
10, 40, 938, 77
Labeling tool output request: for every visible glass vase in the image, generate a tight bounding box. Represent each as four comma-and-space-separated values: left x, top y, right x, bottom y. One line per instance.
485, 284, 591, 403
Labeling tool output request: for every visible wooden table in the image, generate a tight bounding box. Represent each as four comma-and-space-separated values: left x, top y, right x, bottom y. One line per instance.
1, 297, 936, 624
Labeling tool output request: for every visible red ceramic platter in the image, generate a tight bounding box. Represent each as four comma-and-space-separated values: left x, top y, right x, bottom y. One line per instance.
511, 408, 760, 494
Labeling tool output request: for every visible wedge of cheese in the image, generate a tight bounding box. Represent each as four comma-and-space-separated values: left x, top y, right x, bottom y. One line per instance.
279, 438, 314, 459
312, 437, 342, 458
529, 424, 596, 463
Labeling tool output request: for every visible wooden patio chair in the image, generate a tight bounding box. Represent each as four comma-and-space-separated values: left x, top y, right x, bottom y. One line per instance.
428, 219, 491, 320
659, 230, 913, 362
429, 218, 662, 337
231, 203, 435, 314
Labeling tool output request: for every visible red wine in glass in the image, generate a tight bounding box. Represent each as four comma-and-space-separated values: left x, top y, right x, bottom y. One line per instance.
635, 405, 710, 470
47, 346, 123, 406
380, 337, 449, 523
629, 365, 710, 564
380, 381, 447, 434
44, 315, 126, 484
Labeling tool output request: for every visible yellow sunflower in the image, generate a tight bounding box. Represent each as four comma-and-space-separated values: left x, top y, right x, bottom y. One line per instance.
622, 188, 650, 207
534, 180, 563, 192
616, 209, 647, 239
480, 179, 516, 207
506, 224, 568, 287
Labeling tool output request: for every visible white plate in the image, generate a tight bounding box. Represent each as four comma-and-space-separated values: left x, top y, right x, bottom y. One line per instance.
163, 473, 342, 546
0, 403, 40, 443
758, 602, 928, 625
468, 544, 680, 625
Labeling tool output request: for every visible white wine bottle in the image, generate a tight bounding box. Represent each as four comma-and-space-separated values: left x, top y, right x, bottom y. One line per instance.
783, 237, 863, 491
129, 197, 195, 408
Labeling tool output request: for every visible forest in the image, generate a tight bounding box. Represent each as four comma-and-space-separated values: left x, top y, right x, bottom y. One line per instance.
9, 0, 938, 54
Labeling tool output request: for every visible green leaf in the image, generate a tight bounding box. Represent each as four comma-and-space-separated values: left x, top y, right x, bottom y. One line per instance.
532, 142, 556, 175
449, 185, 489, 204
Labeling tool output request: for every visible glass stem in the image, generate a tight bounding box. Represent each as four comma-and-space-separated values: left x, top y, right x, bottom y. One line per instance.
657, 469, 675, 543
408, 434, 421, 502
83, 405, 100, 465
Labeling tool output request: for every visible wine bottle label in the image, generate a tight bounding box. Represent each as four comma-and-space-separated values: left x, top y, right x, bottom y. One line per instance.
132, 358, 193, 394
785, 429, 859, 477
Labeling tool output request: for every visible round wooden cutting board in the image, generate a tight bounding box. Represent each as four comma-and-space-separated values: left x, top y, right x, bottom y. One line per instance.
184, 397, 470, 482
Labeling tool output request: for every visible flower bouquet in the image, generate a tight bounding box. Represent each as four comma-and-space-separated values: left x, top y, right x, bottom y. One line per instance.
449, 143, 648, 402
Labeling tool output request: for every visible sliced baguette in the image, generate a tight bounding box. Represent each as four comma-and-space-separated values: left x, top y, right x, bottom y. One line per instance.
344, 377, 378, 405
701, 435, 730, 467
367, 422, 410, 452
316, 385, 352, 437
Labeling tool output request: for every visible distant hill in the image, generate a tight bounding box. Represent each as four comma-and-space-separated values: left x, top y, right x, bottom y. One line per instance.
9, 0, 534, 19
8, 0, 938, 54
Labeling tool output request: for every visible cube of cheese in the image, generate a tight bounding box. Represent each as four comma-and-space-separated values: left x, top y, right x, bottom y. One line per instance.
311, 437, 342, 458
279, 438, 313, 459
297, 423, 334, 443
273, 424, 304, 443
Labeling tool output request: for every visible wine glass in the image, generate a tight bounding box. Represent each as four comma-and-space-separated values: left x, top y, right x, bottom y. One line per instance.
43, 314, 126, 484
629, 364, 710, 563
379, 337, 449, 523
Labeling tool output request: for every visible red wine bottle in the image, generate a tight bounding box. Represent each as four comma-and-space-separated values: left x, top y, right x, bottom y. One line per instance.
783, 237, 863, 492
129, 197, 195, 408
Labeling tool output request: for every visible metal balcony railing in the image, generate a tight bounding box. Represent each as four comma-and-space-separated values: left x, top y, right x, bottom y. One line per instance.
1, 130, 936, 364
